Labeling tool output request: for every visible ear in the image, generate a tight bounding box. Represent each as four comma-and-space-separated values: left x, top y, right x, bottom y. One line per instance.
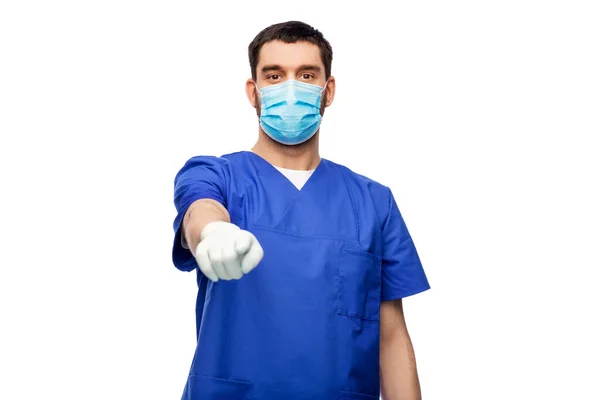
323, 76, 336, 107
245, 78, 258, 108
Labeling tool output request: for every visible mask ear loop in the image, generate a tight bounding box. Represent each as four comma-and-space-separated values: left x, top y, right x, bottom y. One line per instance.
318, 78, 331, 117
253, 81, 262, 124
320, 78, 330, 93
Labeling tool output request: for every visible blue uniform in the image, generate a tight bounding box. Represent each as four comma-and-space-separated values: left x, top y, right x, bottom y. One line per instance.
172, 151, 430, 400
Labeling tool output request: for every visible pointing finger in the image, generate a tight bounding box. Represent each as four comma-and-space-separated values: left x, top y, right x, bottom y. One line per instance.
235, 232, 252, 255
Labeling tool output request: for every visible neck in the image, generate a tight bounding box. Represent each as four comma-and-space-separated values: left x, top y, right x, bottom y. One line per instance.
252, 128, 321, 170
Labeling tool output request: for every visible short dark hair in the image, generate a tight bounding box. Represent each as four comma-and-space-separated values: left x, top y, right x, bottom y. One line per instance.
248, 21, 333, 81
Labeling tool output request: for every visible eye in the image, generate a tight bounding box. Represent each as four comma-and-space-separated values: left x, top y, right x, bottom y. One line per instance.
267, 74, 281, 81
301, 73, 313, 80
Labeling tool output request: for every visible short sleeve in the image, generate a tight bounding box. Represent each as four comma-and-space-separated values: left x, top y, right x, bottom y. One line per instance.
380, 188, 430, 301
172, 156, 229, 272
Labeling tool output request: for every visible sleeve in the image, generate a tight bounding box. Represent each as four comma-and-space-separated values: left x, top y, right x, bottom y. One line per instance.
380, 188, 430, 301
172, 156, 229, 272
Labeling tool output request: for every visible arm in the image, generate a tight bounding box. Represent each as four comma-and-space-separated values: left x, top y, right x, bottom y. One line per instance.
172, 156, 231, 271
377, 187, 429, 399
182, 198, 230, 253
380, 299, 422, 400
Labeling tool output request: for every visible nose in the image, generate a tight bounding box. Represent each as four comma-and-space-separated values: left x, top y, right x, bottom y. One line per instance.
286, 80, 297, 104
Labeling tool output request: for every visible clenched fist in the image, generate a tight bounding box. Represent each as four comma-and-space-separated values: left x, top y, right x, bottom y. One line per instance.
194, 221, 264, 282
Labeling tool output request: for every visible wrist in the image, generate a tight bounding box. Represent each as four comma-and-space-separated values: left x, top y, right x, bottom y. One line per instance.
200, 221, 239, 240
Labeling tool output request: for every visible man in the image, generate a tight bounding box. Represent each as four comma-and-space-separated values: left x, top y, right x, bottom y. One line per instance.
172, 21, 430, 400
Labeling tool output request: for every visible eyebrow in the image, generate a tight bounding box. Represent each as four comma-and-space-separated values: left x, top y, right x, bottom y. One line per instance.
298, 64, 322, 72
261, 64, 283, 73
260, 64, 322, 74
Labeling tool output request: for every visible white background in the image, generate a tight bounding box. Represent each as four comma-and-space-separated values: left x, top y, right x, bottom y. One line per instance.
1, 1, 599, 399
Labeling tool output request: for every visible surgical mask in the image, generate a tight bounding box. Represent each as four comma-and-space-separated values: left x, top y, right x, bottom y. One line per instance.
256, 79, 327, 145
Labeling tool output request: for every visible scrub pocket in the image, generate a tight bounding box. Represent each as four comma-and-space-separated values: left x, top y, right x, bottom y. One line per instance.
335, 246, 382, 322
339, 391, 380, 399
183, 375, 253, 400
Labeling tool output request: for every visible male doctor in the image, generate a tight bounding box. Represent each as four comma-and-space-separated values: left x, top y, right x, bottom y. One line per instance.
172, 21, 430, 400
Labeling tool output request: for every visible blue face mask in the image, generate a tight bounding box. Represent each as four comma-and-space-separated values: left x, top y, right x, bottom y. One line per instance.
257, 79, 327, 145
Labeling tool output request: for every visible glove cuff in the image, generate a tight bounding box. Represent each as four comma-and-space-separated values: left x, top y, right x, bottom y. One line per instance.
200, 221, 240, 240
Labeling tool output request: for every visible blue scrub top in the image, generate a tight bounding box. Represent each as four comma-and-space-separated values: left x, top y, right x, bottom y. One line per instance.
172, 151, 430, 400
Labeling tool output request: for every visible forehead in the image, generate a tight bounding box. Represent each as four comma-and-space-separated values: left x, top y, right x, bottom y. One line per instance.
258, 40, 323, 69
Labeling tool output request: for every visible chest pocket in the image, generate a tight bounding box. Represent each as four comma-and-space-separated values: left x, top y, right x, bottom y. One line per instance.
335, 246, 382, 322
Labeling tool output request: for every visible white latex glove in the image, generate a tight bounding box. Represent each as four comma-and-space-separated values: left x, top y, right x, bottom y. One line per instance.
194, 221, 264, 282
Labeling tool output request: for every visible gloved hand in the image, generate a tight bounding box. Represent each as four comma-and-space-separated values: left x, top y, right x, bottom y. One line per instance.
194, 221, 264, 282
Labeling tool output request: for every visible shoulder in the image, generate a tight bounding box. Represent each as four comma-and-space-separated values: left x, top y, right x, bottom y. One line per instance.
173, 155, 231, 190
176, 151, 249, 175
179, 155, 227, 168
325, 159, 392, 199
327, 161, 394, 226
324, 159, 393, 223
